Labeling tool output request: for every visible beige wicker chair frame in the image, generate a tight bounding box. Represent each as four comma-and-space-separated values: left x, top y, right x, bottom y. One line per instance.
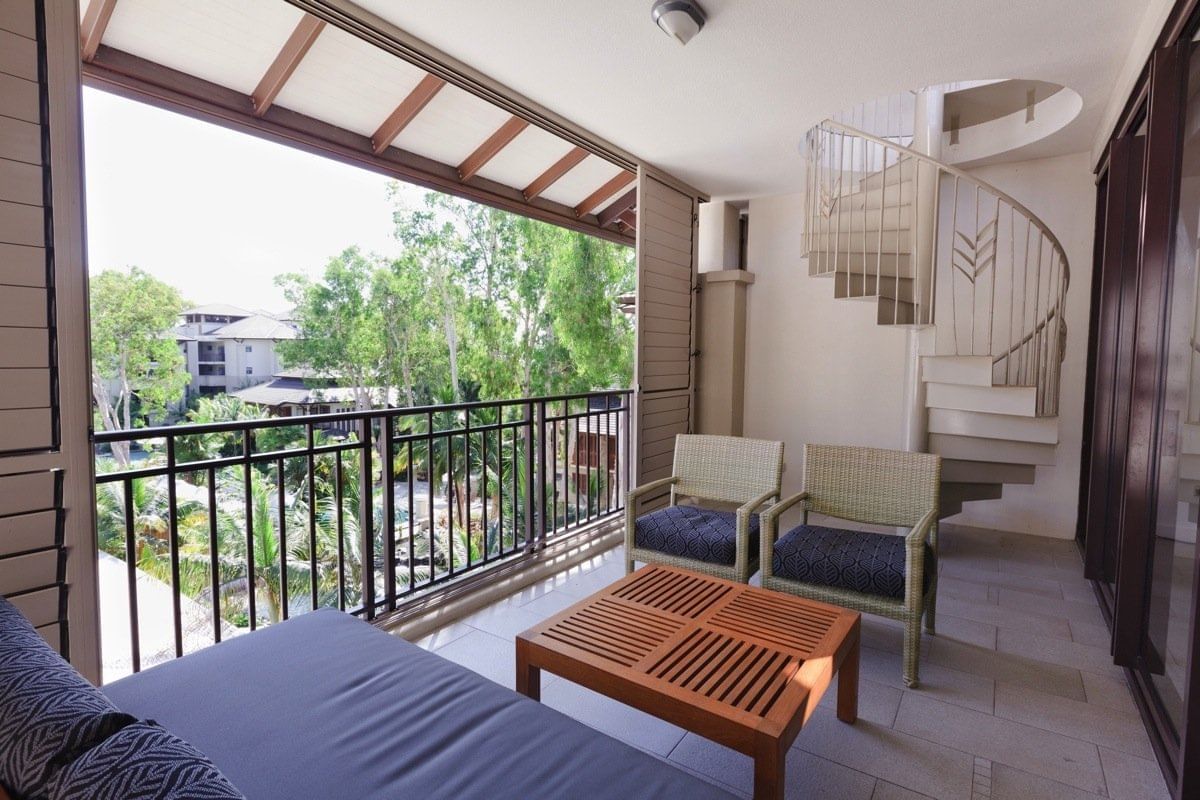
760, 444, 941, 688
625, 434, 785, 583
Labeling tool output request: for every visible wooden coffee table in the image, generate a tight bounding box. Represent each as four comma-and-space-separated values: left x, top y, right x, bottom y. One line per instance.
516, 565, 861, 800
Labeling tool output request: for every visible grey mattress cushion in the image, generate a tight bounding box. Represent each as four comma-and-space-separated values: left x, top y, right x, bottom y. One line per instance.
104, 608, 734, 800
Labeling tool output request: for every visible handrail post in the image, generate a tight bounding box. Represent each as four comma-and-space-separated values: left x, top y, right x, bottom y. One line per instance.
536, 399, 548, 547
382, 414, 397, 613
523, 401, 535, 553
359, 416, 375, 620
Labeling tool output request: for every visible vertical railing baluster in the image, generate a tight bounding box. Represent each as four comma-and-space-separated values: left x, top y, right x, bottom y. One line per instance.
447, 425, 455, 576
243, 429, 257, 630
950, 176, 960, 353
1008, 205, 1017, 385
277, 456, 288, 621
464, 410, 472, 570
307, 425, 318, 611
383, 414, 397, 612
481, 410, 489, 561
207, 467, 220, 645
536, 399, 548, 545
123, 476, 141, 673
407, 436, 415, 590
335, 452, 345, 611
166, 436, 182, 658
427, 411, 435, 582
359, 418, 375, 620
551, 410, 559, 537
523, 401, 534, 551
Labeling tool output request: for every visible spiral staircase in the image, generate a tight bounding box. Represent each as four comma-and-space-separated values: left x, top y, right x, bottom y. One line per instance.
803, 104, 1068, 519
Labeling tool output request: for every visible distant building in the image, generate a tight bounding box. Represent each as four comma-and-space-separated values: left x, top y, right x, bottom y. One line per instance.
230, 370, 398, 435
175, 304, 298, 399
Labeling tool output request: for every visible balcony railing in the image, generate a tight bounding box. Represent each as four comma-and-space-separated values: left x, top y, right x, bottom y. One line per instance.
93, 390, 631, 679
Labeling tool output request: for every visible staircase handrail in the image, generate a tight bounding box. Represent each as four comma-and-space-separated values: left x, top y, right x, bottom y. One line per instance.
818, 119, 1069, 287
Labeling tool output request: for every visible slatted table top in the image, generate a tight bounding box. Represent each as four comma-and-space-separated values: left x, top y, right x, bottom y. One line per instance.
516, 565, 861, 750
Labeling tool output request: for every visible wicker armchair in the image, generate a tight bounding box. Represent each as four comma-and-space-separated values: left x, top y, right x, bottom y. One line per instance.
625, 434, 785, 583
760, 444, 941, 688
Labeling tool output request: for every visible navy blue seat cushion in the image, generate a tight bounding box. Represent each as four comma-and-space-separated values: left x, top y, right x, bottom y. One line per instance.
46, 720, 244, 800
772, 525, 936, 600
634, 505, 759, 566
0, 597, 135, 797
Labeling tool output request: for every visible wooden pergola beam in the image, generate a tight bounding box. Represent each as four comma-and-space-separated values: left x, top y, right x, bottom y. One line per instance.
523, 146, 587, 201
596, 188, 636, 228
458, 116, 529, 181
80, 0, 119, 62
371, 74, 445, 155
575, 171, 635, 218
251, 14, 325, 117
82, 46, 634, 246
617, 209, 637, 229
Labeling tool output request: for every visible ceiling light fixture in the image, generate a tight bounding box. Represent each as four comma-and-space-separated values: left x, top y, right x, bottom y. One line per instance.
651, 0, 706, 46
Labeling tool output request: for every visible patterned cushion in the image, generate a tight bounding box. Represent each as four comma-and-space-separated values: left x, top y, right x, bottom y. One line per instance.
46, 721, 245, 800
634, 505, 759, 566
771, 525, 936, 600
0, 597, 135, 798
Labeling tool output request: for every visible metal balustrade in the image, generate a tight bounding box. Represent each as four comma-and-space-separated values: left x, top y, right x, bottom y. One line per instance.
93, 390, 631, 675
804, 118, 1069, 416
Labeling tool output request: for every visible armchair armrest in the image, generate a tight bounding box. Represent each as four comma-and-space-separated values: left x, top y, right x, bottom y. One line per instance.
760, 492, 810, 530
737, 489, 779, 518
626, 475, 679, 505
904, 508, 939, 549
759, 492, 809, 579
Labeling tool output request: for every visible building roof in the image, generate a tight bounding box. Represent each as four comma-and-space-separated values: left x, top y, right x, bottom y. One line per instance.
210, 314, 298, 341
181, 303, 252, 318
230, 378, 396, 408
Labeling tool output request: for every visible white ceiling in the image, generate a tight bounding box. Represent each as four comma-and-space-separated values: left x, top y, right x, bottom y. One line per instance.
351, 0, 1150, 200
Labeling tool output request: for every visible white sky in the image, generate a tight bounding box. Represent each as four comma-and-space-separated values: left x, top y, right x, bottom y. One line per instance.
82, 87, 426, 313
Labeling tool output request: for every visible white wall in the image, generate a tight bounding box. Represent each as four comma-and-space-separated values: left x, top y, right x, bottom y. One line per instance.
949, 151, 1096, 539
222, 339, 283, 390
740, 152, 1095, 539
742, 191, 911, 499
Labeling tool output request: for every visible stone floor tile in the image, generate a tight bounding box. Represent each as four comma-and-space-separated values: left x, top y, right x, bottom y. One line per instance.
938, 563, 1065, 597
459, 602, 548, 641
1069, 619, 1112, 649
669, 732, 877, 800
859, 644, 996, 714
995, 629, 1125, 678
871, 780, 935, 800
993, 683, 1154, 759
541, 679, 687, 757
936, 595, 1073, 639
517, 587, 584, 620
926, 637, 1085, 700
1098, 746, 1172, 800
995, 589, 1106, 628
893, 692, 1106, 794
989, 763, 1106, 800
818, 674, 903, 727
934, 614, 998, 649
790, 709, 975, 800
935, 575, 992, 603
431, 627, 553, 691
410, 620, 473, 651
1079, 671, 1141, 718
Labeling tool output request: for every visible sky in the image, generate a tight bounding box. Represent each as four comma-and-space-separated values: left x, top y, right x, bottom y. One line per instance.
82, 87, 427, 313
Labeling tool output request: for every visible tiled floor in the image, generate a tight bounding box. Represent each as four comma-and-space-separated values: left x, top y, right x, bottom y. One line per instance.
404, 528, 1172, 800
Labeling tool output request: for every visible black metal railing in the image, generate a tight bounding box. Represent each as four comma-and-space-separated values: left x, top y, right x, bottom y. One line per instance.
93, 389, 631, 677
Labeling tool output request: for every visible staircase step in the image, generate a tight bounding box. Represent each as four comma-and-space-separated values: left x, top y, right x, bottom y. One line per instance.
859, 157, 916, 191
823, 204, 912, 233
809, 251, 914, 277
925, 382, 1038, 417
929, 433, 1056, 466
941, 481, 1005, 508
810, 228, 912, 254
832, 180, 915, 212
876, 296, 929, 326
922, 356, 994, 387
927, 408, 1059, 444
835, 273, 917, 302
942, 458, 1037, 485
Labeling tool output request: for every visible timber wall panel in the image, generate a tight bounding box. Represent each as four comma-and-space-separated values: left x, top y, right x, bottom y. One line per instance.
0, 243, 47, 285
0, 28, 37, 82
0, 1, 35, 39
0, 156, 43, 205
0, 470, 56, 516
634, 170, 699, 501
0, 549, 58, 594
0, 115, 41, 164
0, 509, 57, 556
0, 72, 39, 124
9, 585, 58, 627
0, 409, 52, 451
0, 285, 48, 327
0, 327, 49, 367
0, 198, 45, 246
0, 367, 51, 408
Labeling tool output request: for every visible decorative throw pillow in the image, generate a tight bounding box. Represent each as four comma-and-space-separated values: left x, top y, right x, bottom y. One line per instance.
45, 721, 245, 800
0, 597, 135, 797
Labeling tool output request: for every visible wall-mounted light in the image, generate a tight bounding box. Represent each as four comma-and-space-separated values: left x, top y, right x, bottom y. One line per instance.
651, 0, 706, 45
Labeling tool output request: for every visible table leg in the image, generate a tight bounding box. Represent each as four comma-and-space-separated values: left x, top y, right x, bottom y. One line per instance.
838, 621, 860, 724
752, 737, 785, 800
515, 639, 540, 701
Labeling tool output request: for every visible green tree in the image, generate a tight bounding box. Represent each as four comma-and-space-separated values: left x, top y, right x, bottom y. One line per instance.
90, 268, 190, 465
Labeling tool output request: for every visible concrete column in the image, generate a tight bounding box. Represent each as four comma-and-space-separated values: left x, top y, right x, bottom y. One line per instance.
696, 270, 754, 436
698, 201, 741, 273
902, 88, 945, 452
